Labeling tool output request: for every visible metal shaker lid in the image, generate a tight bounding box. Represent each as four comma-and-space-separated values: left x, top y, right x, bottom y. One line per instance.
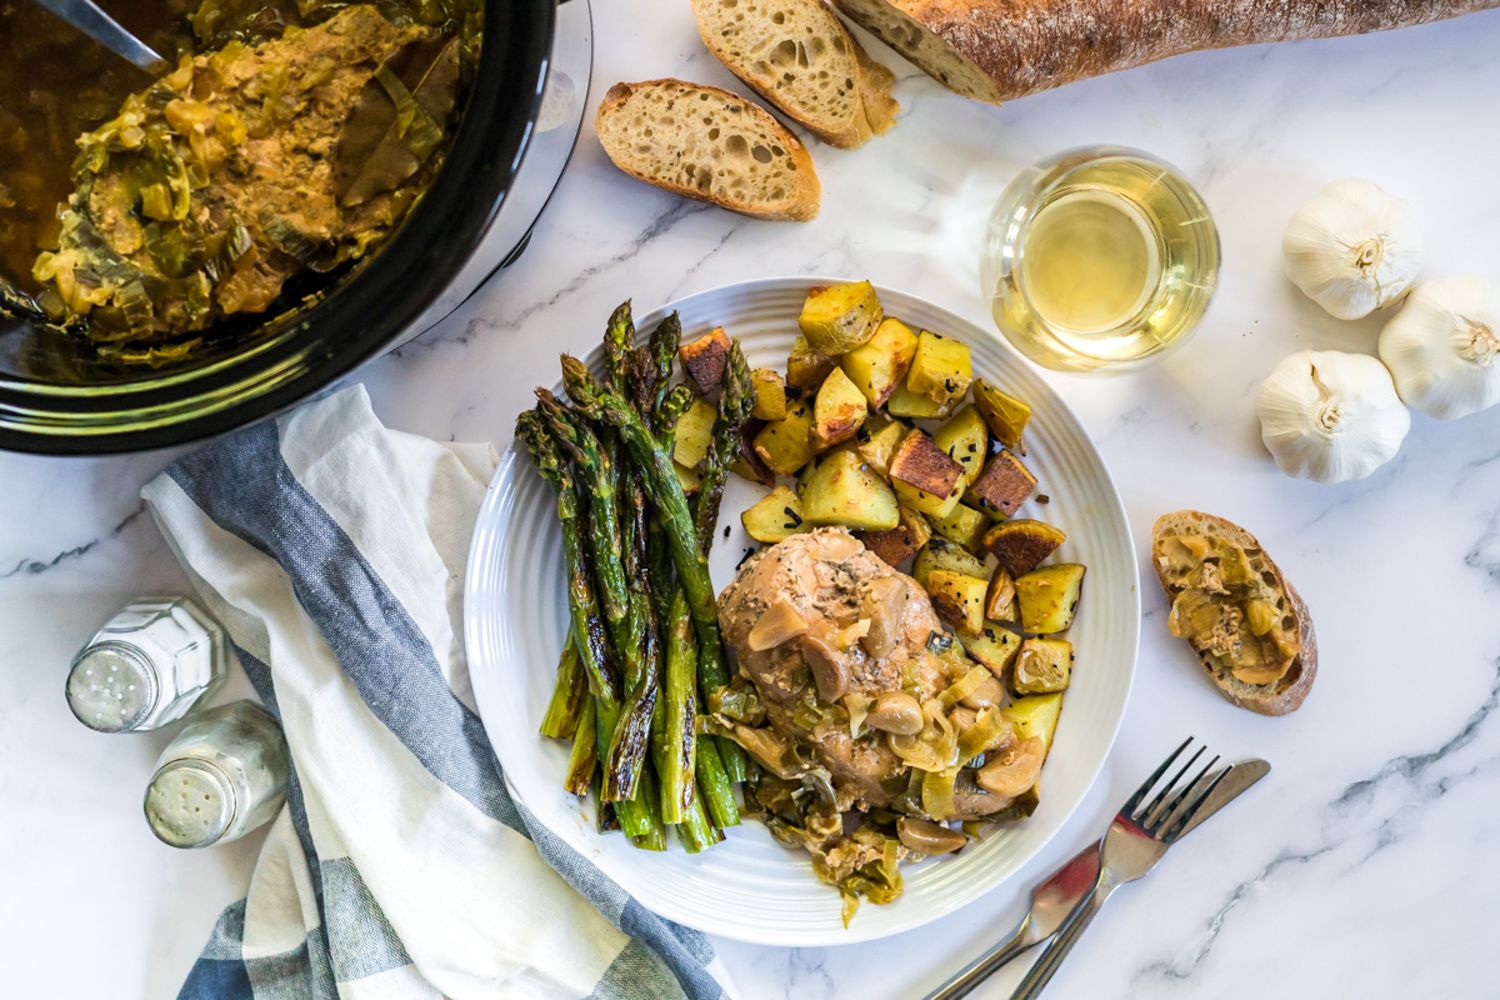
144, 759, 236, 849
66, 642, 158, 733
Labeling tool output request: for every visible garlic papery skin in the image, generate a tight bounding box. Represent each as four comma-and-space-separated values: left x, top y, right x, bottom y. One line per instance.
1282, 179, 1423, 320
1257, 350, 1410, 483
1378, 275, 1500, 420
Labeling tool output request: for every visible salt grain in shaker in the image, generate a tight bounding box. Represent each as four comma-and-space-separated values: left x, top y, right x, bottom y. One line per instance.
66, 596, 228, 733
144, 701, 290, 849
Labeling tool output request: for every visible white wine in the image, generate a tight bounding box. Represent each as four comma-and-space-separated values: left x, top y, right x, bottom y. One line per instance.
983, 148, 1219, 372
1018, 189, 1160, 334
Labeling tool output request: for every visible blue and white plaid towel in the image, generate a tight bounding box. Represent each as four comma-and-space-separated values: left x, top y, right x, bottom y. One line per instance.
142, 385, 733, 1000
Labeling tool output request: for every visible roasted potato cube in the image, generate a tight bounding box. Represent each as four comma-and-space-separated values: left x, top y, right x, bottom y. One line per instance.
933, 406, 989, 487
787, 335, 837, 390
750, 368, 788, 421
812, 367, 869, 448
889, 429, 964, 498
965, 482, 1006, 522
1013, 637, 1073, 694
907, 331, 972, 405
925, 569, 988, 633
894, 478, 964, 520
932, 502, 987, 552
672, 398, 718, 469
799, 449, 900, 531
752, 401, 815, 477
972, 378, 1031, 452
912, 536, 987, 587
730, 432, 775, 487
678, 327, 731, 394
1001, 693, 1063, 755
674, 461, 701, 495
886, 377, 956, 420
983, 519, 1067, 576
859, 506, 931, 567
957, 624, 1022, 678
741, 485, 810, 543
890, 427, 966, 521
1015, 563, 1086, 634
841, 317, 918, 408
854, 414, 906, 477
969, 450, 1036, 518
798, 280, 883, 354
984, 567, 1017, 621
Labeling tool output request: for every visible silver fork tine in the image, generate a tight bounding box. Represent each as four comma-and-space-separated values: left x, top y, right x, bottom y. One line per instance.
1146, 754, 1220, 833
1135, 744, 1206, 825
1160, 764, 1234, 843
1121, 736, 1193, 816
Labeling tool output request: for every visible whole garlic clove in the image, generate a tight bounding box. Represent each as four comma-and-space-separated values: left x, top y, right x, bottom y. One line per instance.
1282, 179, 1423, 320
1378, 275, 1500, 420
1257, 350, 1410, 483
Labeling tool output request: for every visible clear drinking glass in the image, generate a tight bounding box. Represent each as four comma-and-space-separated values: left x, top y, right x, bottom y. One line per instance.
981, 146, 1220, 373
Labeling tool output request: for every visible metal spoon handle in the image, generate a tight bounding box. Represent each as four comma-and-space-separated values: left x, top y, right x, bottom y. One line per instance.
30, 0, 168, 72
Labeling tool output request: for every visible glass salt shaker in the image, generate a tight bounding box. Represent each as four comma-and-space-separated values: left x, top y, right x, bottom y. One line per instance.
144, 701, 290, 849
65, 596, 228, 733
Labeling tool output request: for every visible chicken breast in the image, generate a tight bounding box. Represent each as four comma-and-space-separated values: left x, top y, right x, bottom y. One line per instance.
718, 527, 962, 808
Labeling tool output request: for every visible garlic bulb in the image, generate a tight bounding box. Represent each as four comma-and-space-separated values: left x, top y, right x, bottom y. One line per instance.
1378, 275, 1500, 420
1282, 179, 1423, 320
1257, 350, 1410, 483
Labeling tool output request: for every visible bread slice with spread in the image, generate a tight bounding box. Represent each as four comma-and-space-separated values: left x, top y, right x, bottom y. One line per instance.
1151, 510, 1316, 716
690, 0, 899, 148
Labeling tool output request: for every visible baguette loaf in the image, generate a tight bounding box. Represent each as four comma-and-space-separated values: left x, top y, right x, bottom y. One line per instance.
690, 0, 899, 149
1151, 511, 1317, 716
832, 0, 1500, 104
596, 79, 820, 222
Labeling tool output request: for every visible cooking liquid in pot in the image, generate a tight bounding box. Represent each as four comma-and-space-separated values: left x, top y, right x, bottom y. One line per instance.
0, 1, 187, 300
0, 0, 476, 356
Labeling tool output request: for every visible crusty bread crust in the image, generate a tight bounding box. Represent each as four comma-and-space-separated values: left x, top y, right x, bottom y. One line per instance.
836, 0, 1500, 104
1151, 510, 1317, 716
596, 80, 821, 222
690, 0, 899, 148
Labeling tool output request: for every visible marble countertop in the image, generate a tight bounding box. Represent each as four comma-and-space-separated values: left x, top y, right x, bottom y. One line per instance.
4, 3, 1500, 997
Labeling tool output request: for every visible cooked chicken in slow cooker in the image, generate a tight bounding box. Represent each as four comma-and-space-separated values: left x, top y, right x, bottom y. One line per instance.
715, 527, 1049, 919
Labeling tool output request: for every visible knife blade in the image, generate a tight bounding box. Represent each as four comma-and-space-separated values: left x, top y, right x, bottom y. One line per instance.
924, 756, 1271, 1000
1178, 758, 1269, 837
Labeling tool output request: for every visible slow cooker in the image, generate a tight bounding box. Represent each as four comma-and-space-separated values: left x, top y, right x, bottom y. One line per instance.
0, 0, 592, 454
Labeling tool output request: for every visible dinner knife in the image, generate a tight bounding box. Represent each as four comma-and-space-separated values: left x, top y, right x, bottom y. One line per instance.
925, 757, 1270, 1000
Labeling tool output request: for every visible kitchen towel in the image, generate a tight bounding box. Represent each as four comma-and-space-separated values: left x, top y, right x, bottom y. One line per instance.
142, 385, 733, 1000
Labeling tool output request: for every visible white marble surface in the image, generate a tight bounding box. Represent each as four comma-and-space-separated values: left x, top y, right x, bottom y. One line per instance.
4, 3, 1500, 997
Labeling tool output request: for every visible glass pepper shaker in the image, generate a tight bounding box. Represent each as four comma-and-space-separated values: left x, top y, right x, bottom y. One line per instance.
144, 701, 290, 849
65, 596, 228, 733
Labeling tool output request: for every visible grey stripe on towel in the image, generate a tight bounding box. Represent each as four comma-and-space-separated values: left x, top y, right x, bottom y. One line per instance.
168, 418, 724, 1000
170, 420, 522, 833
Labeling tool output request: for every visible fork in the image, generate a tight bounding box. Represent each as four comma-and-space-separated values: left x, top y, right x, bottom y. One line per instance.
1009, 737, 1230, 1000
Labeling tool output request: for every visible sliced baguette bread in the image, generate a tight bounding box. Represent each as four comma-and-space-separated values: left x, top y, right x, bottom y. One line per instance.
596, 79, 820, 222
1151, 511, 1317, 716
690, 0, 899, 149
830, 0, 1004, 104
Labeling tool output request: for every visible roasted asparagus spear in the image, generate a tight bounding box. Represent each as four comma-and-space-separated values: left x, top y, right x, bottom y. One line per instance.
540, 639, 587, 740
561, 356, 730, 717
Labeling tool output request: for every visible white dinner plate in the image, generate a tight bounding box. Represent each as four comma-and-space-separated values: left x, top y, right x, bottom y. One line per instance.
465, 277, 1139, 946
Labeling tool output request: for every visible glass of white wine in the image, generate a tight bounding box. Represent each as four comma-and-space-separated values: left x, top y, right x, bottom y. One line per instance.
981, 146, 1219, 373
